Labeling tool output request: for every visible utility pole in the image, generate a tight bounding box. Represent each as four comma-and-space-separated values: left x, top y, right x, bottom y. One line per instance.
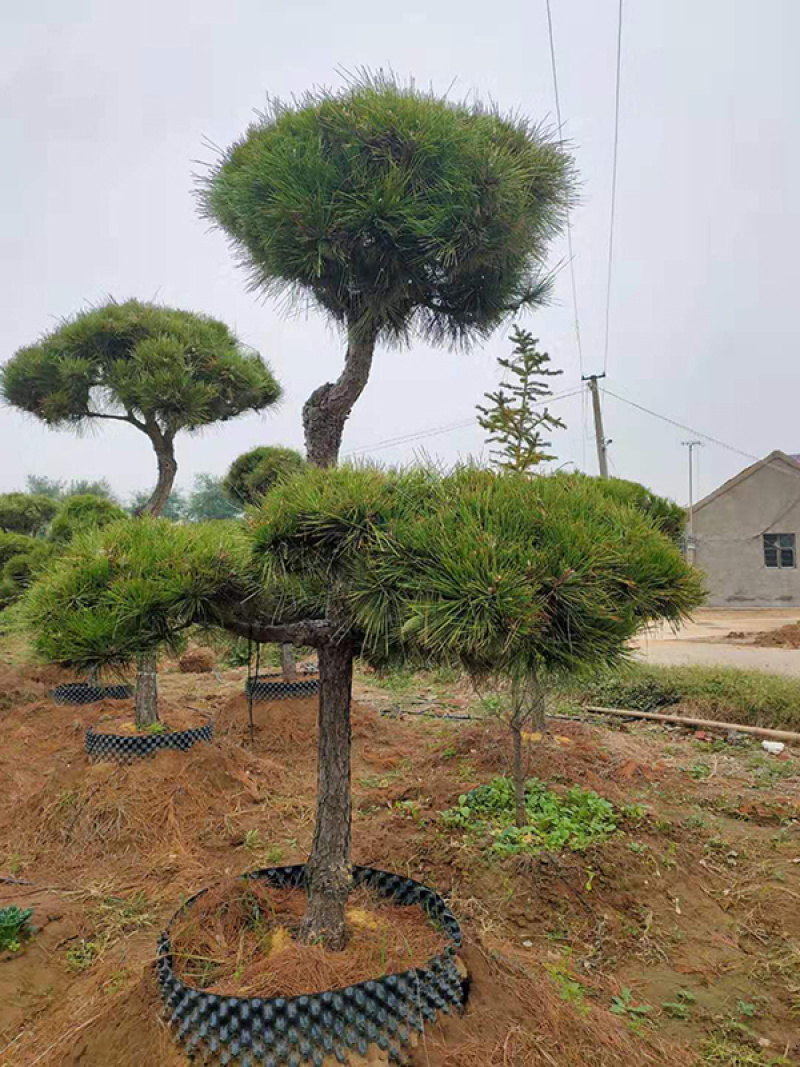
583, 374, 609, 478
682, 439, 703, 557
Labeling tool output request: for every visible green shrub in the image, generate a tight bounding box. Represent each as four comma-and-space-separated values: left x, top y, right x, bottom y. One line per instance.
0, 531, 37, 569
441, 776, 619, 855
0, 493, 59, 536
48, 494, 127, 545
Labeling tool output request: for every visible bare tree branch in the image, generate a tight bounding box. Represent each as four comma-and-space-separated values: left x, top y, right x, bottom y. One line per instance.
213, 607, 334, 648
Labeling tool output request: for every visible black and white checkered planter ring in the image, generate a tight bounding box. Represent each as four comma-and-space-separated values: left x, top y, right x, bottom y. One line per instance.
51, 682, 133, 706
85, 720, 213, 762
157, 864, 465, 1066
245, 677, 320, 702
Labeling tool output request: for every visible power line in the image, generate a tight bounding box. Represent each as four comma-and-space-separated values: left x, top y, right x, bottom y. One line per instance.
603, 386, 800, 489
602, 0, 625, 377
545, 0, 584, 377
344, 386, 584, 458
601, 387, 760, 463
344, 418, 475, 458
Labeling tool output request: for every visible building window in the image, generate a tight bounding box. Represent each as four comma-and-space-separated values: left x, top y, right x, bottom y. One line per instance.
763, 533, 796, 569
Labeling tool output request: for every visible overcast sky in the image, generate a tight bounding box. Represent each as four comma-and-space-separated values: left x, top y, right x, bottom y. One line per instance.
2, 0, 798, 506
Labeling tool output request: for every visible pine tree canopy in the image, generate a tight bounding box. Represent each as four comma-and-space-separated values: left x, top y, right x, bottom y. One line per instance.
24, 466, 704, 678
0, 493, 59, 536
47, 494, 128, 544
1, 299, 281, 435
200, 74, 575, 346
477, 326, 566, 471
224, 446, 307, 507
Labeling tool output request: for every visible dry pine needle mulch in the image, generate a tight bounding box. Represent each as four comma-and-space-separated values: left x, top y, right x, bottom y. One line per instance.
170, 880, 449, 999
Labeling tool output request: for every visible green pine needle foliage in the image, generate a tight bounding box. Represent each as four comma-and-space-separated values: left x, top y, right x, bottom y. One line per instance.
1, 299, 281, 435
477, 326, 566, 471
593, 476, 686, 544
224, 446, 307, 508
200, 72, 575, 344
0, 532, 37, 570
48, 494, 128, 544
0, 494, 59, 536
24, 467, 704, 680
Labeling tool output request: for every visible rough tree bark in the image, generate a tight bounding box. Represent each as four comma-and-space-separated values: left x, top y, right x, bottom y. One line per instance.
134, 652, 159, 727
280, 643, 297, 683
300, 639, 354, 950
140, 426, 178, 518
302, 325, 377, 467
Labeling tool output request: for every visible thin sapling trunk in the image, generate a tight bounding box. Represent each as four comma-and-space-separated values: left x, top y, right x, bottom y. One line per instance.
280, 643, 297, 683
509, 672, 547, 828
135, 652, 159, 727
510, 714, 526, 830
300, 640, 354, 950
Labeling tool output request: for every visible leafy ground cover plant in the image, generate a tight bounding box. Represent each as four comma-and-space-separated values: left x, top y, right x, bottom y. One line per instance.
0, 905, 34, 952
441, 775, 619, 856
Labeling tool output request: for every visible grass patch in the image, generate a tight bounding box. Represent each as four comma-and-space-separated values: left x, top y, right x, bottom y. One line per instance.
440, 776, 619, 856
573, 663, 800, 730
700, 1035, 789, 1065
65, 938, 103, 972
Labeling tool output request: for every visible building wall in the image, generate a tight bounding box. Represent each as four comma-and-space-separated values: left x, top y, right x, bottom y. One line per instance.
693, 460, 800, 607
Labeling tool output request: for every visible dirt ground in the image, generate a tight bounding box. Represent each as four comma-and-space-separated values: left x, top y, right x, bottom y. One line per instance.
1, 649, 799, 1066
635, 609, 800, 676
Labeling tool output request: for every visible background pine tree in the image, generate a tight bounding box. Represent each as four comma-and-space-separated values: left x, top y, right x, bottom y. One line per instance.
477, 326, 566, 472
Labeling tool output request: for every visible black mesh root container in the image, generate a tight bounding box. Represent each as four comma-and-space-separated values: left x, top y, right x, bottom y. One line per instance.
157, 864, 465, 1066
85, 720, 213, 762
245, 676, 320, 703
51, 682, 133, 706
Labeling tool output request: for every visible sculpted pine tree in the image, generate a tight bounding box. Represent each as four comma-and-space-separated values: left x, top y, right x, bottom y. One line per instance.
477, 326, 566, 472
224, 446, 306, 509
200, 74, 575, 467
26, 466, 704, 947
3, 299, 281, 724
2, 300, 281, 516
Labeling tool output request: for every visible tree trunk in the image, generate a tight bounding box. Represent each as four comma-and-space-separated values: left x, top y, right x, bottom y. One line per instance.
139, 431, 177, 518
300, 640, 354, 950
133, 428, 174, 726
280, 643, 297, 683
511, 719, 526, 829
135, 652, 159, 727
302, 326, 377, 467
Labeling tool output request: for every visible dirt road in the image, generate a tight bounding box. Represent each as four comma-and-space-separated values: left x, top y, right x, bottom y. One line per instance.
633, 608, 800, 676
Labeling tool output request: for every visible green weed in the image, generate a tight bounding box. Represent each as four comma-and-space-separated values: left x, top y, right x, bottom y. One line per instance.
610, 987, 652, 1018
700, 1036, 789, 1065
441, 776, 619, 856
0, 905, 34, 952
661, 1000, 691, 1020
545, 959, 590, 1015
65, 938, 102, 972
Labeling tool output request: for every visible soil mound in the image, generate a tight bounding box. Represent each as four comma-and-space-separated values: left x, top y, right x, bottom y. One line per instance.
751, 621, 800, 648
178, 647, 215, 673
